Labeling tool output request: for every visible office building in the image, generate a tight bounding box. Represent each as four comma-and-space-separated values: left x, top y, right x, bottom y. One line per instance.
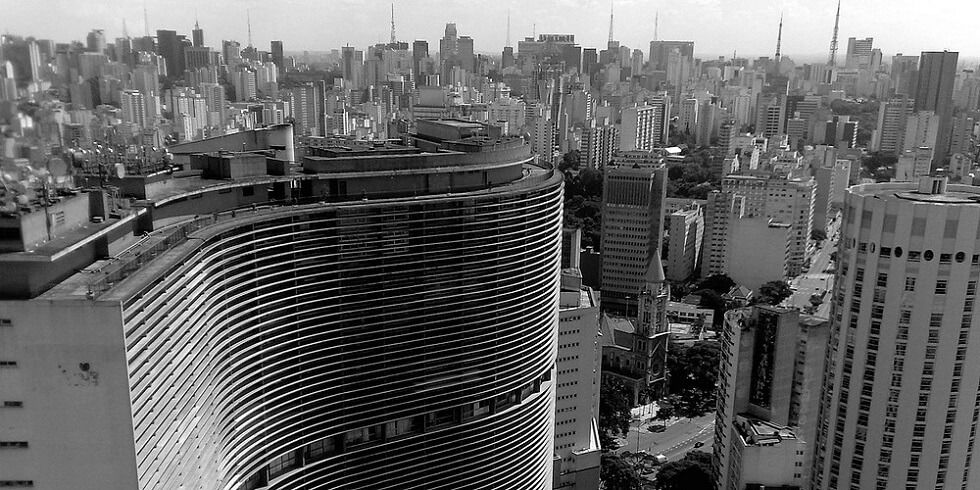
528, 102, 555, 164
716, 174, 815, 277
600, 152, 667, 315
649, 41, 694, 72
871, 95, 914, 154
895, 146, 934, 182
192, 22, 204, 47
914, 51, 958, 165
713, 307, 829, 490
86, 29, 106, 53
412, 40, 428, 81
0, 121, 562, 489
271, 41, 283, 70
666, 207, 704, 282
844, 37, 874, 69
554, 270, 603, 489
903, 110, 940, 152
812, 177, 980, 490
156, 29, 184, 77
341, 46, 363, 90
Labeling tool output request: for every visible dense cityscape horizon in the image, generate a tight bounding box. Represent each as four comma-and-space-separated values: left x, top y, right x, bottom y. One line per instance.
1, 1, 980, 490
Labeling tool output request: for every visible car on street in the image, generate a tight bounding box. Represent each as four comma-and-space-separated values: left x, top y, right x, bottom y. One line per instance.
694, 441, 704, 448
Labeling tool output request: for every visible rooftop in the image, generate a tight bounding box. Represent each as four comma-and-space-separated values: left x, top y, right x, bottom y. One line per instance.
851, 177, 980, 205
734, 415, 798, 447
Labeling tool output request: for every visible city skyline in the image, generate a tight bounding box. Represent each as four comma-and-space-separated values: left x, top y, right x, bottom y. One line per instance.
4, 0, 980, 60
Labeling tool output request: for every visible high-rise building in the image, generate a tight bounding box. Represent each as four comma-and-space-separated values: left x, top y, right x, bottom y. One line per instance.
844, 37, 873, 69
756, 95, 786, 138
528, 102, 555, 164
286, 84, 320, 137
665, 207, 703, 282
554, 269, 604, 489
871, 95, 914, 154
620, 97, 670, 151
222, 40, 242, 67
411, 40, 428, 82
648, 40, 694, 72
600, 152, 667, 315
86, 29, 106, 53
812, 177, 980, 490
192, 21, 204, 47
341, 46, 363, 90
891, 54, 919, 96
156, 29, 183, 77
270, 40, 283, 70
0, 121, 562, 489
914, 51, 958, 165
706, 174, 815, 279
580, 121, 619, 170
713, 307, 829, 490
120, 89, 147, 128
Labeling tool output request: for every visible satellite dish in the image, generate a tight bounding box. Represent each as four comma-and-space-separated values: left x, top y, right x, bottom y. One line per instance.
114, 163, 126, 179
48, 157, 68, 177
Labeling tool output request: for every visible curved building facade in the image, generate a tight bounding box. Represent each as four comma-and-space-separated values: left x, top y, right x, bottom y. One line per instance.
0, 126, 562, 489
813, 177, 980, 490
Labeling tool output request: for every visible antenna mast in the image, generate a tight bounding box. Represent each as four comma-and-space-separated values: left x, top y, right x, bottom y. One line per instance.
506, 10, 511, 47
775, 14, 783, 60
828, 0, 840, 65
247, 9, 253, 47
608, 0, 614, 45
390, 3, 396, 44
143, 2, 149, 36
654, 11, 659, 41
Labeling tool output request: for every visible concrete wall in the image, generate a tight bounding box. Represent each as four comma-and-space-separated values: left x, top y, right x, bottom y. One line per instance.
0, 299, 138, 488
728, 218, 789, 292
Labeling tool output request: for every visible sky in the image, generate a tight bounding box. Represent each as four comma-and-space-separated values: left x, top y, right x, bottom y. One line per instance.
3, 0, 978, 61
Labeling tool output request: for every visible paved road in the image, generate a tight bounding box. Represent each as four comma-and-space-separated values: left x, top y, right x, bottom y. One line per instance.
615, 413, 716, 459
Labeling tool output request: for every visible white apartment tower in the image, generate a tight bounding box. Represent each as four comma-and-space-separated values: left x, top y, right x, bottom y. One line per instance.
554, 270, 603, 489
620, 97, 670, 151
812, 177, 980, 490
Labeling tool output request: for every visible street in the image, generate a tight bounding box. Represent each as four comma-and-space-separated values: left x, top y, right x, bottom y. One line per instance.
615, 413, 716, 461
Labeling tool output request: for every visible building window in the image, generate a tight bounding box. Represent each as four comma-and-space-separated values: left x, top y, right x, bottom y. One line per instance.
2, 402, 22, 408
0, 361, 17, 368
936, 280, 948, 295
0, 442, 28, 448
267, 450, 299, 480
905, 277, 916, 291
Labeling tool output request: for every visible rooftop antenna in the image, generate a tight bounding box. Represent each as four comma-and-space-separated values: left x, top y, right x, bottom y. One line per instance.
654, 11, 659, 41
390, 3, 396, 44
506, 9, 511, 47
143, 1, 149, 36
828, 0, 840, 66
122, 18, 129, 39
774, 13, 783, 61
608, 0, 614, 45
247, 9, 253, 47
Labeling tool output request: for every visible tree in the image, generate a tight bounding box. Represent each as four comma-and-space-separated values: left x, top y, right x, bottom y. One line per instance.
559, 150, 581, 173
666, 341, 721, 417
599, 377, 633, 448
654, 395, 678, 428
601, 453, 642, 490
654, 451, 715, 490
810, 228, 827, 242
756, 280, 793, 306
698, 274, 735, 294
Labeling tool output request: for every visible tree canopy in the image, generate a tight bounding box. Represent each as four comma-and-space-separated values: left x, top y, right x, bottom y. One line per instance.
654, 451, 715, 490
755, 280, 793, 306
599, 377, 633, 448
666, 341, 720, 417
601, 453, 642, 490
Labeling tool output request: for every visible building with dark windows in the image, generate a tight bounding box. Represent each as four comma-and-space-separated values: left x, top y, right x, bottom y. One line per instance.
0, 120, 562, 489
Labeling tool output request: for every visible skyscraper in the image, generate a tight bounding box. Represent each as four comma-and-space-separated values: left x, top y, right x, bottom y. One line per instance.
411, 40, 428, 82
0, 121, 562, 489
156, 29, 183, 76
813, 176, 980, 490
600, 151, 667, 315
192, 21, 204, 47
270, 40, 283, 70
713, 306, 829, 490
86, 29, 106, 53
914, 51, 958, 165
844, 37, 874, 69
620, 97, 670, 151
